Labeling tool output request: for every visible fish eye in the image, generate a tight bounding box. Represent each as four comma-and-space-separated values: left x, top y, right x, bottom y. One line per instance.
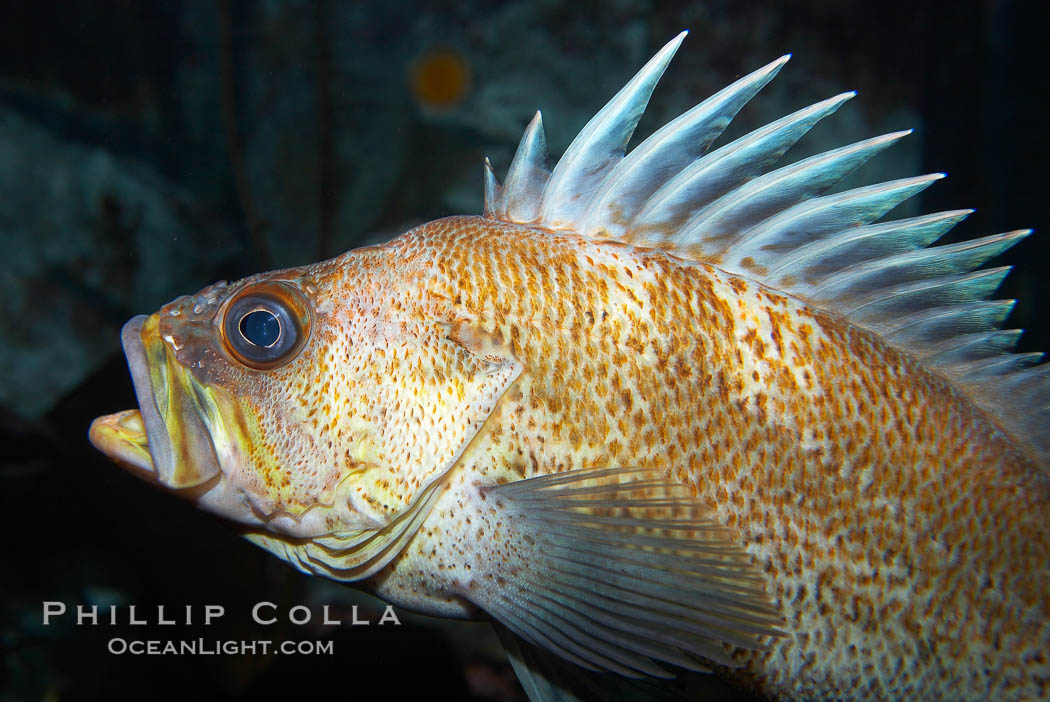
220, 282, 311, 370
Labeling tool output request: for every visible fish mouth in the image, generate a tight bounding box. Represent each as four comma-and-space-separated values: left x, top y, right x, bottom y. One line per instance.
91, 315, 353, 536
89, 315, 221, 490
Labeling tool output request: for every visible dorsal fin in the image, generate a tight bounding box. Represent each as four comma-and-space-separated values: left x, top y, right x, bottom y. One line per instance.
482, 33, 1048, 466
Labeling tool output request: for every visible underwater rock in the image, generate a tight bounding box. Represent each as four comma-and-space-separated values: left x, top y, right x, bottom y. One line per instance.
0, 107, 237, 417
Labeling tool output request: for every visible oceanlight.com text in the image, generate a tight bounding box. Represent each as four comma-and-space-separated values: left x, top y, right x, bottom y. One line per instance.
107, 638, 335, 655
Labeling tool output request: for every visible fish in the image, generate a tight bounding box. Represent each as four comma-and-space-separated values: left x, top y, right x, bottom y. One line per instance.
89, 31, 1050, 701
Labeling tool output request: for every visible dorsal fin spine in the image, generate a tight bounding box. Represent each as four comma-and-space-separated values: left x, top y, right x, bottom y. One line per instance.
767, 209, 973, 284
959, 352, 1045, 378
689, 131, 915, 254
844, 267, 1014, 324
577, 54, 791, 240
811, 230, 1030, 302
483, 157, 501, 217
482, 34, 1048, 465
630, 92, 855, 245
539, 31, 688, 229
924, 330, 1024, 366
755, 173, 941, 244
497, 111, 550, 223
885, 300, 1016, 345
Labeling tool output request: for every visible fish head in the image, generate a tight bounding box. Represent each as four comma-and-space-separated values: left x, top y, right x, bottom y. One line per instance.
89, 234, 523, 577
89, 268, 396, 540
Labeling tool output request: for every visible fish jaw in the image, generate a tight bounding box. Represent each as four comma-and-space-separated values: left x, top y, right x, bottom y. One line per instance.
89, 314, 268, 528
88, 409, 155, 478
91, 303, 383, 538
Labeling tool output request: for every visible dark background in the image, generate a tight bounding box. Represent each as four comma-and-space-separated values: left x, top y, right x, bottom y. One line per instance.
1, 1, 1047, 700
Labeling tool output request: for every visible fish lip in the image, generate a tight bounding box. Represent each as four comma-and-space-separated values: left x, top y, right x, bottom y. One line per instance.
121, 315, 174, 483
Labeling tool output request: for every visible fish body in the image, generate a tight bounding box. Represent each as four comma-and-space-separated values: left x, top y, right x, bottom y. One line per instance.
90, 33, 1050, 701
355, 216, 1050, 698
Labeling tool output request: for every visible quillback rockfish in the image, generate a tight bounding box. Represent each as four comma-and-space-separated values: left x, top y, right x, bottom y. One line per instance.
91, 31, 1050, 701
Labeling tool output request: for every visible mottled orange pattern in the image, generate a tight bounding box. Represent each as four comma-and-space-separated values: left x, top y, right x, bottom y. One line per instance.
350, 216, 1050, 701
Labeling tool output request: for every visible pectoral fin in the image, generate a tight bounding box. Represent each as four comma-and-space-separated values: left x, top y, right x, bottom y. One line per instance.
495, 623, 685, 702
461, 468, 782, 678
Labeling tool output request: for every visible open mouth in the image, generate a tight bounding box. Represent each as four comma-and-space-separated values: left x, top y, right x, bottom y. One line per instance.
89, 314, 315, 532
88, 315, 221, 490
